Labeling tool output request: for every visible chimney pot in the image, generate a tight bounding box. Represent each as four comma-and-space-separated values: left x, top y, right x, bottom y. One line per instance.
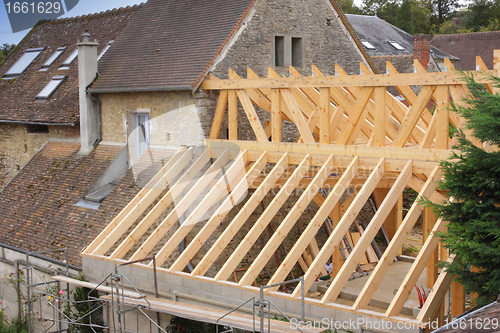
82, 30, 90, 42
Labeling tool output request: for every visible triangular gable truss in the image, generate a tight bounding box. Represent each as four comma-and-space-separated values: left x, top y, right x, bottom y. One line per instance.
83, 53, 500, 326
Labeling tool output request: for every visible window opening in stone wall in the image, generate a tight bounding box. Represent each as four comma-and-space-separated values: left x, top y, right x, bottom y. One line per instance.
136, 113, 150, 159
26, 124, 49, 133
40, 47, 67, 71
58, 49, 78, 70
2, 48, 45, 79
275, 36, 284, 67
292, 37, 303, 67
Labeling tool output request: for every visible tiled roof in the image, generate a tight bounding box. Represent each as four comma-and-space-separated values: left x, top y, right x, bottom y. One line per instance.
432, 31, 500, 70
0, 5, 140, 125
90, 0, 255, 92
345, 14, 458, 61
0, 141, 176, 266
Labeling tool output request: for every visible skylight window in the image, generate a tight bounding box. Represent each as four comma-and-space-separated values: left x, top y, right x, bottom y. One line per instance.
388, 41, 405, 51
2, 48, 44, 79
361, 41, 376, 50
40, 47, 67, 71
97, 40, 114, 61
36, 75, 66, 101
58, 49, 78, 70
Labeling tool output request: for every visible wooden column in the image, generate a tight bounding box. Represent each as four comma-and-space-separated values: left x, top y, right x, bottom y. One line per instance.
423, 206, 439, 289
451, 281, 465, 317
373, 86, 386, 147
320, 87, 331, 144
434, 86, 450, 150
372, 189, 402, 248
228, 90, 238, 140
331, 202, 342, 277
271, 89, 281, 142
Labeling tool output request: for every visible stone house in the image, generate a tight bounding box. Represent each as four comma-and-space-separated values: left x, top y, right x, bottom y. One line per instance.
0, 0, 380, 329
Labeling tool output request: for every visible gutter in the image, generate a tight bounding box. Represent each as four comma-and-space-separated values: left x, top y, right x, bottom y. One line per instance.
87, 86, 191, 94
0, 119, 75, 126
0, 242, 82, 271
328, 0, 380, 74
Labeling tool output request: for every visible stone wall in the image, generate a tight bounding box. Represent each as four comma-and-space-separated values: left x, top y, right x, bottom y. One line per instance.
0, 123, 79, 188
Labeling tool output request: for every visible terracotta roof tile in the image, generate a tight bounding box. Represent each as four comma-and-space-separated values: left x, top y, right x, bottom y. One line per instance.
91, 0, 255, 92
0, 142, 176, 266
0, 5, 140, 124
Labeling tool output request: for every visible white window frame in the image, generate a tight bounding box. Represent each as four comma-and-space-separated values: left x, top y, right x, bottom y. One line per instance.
3, 47, 45, 79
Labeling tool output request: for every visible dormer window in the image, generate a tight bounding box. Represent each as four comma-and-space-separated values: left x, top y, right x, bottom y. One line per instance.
2, 48, 44, 79
361, 41, 375, 50
40, 47, 67, 71
98, 40, 114, 61
388, 41, 405, 51
36, 75, 66, 101
58, 49, 78, 70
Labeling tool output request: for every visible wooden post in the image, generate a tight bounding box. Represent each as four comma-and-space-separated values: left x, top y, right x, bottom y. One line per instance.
228, 90, 238, 140
331, 202, 342, 277
451, 281, 465, 317
271, 89, 281, 142
423, 206, 439, 289
434, 86, 450, 150
373, 86, 386, 147
320, 87, 331, 144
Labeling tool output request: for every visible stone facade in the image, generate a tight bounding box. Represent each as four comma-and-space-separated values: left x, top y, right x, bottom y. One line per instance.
0, 124, 79, 187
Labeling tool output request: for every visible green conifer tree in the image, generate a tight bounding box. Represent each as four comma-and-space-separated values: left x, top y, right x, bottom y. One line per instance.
434, 73, 500, 307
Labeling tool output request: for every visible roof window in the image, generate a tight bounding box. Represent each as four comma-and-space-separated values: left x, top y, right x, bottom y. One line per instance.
36, 75, 66, 101
361, 41, 376, 50
388, 41, 405, 51
40, 47, 67, 71
58, 49, 78, 70
2, 48, 44, 79
98, 40, 114, 61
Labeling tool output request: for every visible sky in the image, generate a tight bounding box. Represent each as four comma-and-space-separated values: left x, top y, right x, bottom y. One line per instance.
1, 0, 144, 46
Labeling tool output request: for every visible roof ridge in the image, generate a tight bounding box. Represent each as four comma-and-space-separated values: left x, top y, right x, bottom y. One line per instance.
433, 30, 500, 38
42, 3, 143, 23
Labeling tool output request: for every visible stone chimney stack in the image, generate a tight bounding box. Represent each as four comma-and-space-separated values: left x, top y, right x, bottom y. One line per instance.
77, 31, 99, 155
413, 34, 431, 70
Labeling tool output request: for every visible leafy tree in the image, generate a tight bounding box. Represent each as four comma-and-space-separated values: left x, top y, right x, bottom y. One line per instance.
1, 44, 16, 58
465, 0, 500, 31
432, 0, 461, 25
338, 0, 362, 14
433, 73, 500, 307
396, 0, 416, 34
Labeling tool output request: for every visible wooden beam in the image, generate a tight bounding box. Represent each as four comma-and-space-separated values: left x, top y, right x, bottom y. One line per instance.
84, 146, 188, 254
228, 90, 238, 140
110, 149, 211, 259
199, 70, 498, 90
372, 86, 386, 147
281, 89, 316, 144
386, 211, 448, 317
170, 152, 268, 272
450, 280, 465, 317
417, 255, 457, 323
353, 166, 442, 310
129, 149, 231, 261
391, 86, 435, 148
322, 160, 412, 303
238, 156, 334, 286
320, 87, 331, 144
153, 151, 249, 268
209, 90, 228, 139
191, 153, 289, 276
236, 89, 269, 142
91, 147, 193, 256
215, 155, 310, 281
271, 89, 282, 142
206, 139, 456, 163
424, 206, 439, 289
420, 111, 437, 149
268, 157, 359, 291
434, 86, 450, 149
336, 87, 374, 145
407, 175, 447, 204
291, 158, 385, 298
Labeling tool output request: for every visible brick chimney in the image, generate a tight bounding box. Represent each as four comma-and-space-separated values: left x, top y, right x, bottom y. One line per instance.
77, 31, 99, 155
413, 34, 431, 69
